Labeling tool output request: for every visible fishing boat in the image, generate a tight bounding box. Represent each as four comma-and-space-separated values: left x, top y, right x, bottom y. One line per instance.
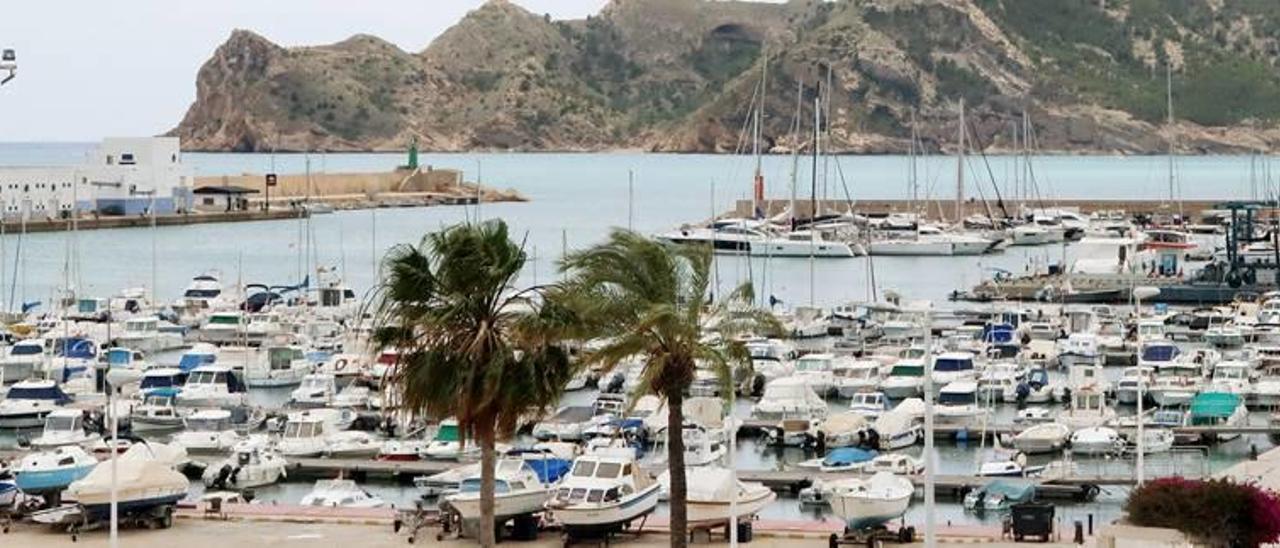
444, 458, 552, 522
201, 438, 288, 489
544, 450, 662, 536
300, 478, 385, 508
656, 466, 776, 527
828, 472, 914, 529
30, 408, 100, 449
172, 409, 242, 453
14, 445, 97, 496
0, 380, 72, 428
1011, 423, 1071, 455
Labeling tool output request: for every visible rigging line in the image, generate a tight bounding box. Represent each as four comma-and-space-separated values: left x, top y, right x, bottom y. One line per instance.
964, 116, 1010, 220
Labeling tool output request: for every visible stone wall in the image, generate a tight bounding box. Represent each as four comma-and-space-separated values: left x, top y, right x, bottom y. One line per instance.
194, 167, 462, 199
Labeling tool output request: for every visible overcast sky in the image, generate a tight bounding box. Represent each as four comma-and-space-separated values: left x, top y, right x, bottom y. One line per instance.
0, 0, 609, 142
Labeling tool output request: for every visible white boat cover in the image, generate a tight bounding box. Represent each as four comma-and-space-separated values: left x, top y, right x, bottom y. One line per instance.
657, 466, 750, 502
892, 398, 925, 419
822, 412, 868, 435
121, 442, 189, 469
873, 409, 915, 435
67, 457, 189, 504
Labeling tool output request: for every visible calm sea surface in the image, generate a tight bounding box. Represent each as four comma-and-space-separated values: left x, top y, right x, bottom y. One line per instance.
0, 144, 1275, 526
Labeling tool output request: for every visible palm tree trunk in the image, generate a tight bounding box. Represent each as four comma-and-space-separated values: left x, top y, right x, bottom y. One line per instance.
478, 423, 498, 548
665, 388, 688, 548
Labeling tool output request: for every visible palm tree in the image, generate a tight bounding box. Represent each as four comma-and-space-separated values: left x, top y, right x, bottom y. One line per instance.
369, 220, 575, 547
559, 229, 777, 548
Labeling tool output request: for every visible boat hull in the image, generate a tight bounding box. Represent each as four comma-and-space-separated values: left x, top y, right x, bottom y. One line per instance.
830, 492, 911, 530
447, 488, 551, 521
685, 489, 777, 527
16, 465, 96, 494
550, 483, 661, 536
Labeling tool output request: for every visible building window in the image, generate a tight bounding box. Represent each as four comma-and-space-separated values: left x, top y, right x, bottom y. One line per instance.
106, 155, 114, 165
120, 153, 135, 165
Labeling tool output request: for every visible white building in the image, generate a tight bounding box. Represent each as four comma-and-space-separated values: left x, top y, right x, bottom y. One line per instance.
0, 137, 193, 219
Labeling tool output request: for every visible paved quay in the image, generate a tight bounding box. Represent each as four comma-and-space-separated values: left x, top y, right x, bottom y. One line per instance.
4, 519, 1096, 547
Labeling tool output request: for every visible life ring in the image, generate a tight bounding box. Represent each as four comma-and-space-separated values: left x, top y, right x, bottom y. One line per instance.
334, 358, 348, 371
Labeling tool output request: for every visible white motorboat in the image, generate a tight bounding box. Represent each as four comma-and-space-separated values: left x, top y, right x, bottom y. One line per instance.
871, 408, 922, 450
424, 419, 480, 460
0, 338, 47, 384
834, 359, 882, 398
330, 383, 372, 409
935, 381, 986, 429
276, 408, 358, 457
1014, 406, 1054, 424
659, 219, 855, 258
198, 311, 245, 345
977, 450, 1044, 477
137, 367, 188, 396
176, 365, 248, 408
115, 316, 184, 354
1060, 389, 1115, 430
414, 462, 479, 498
30, 408, 100, 449
865, 454, 924, 475
175, 343, 218, 373
792, 353, 838, 397
1208, 361, 1254, 397
533, 406, 598, 442
14, 445, 98, 496
244, 344, 311, 388
130, 389, 189, 431
1127, 428, 1174, 454
867, 225, 996, 256
977, 361, 1024, 403
1011, 423, 1071, 455
172, 409, 242, 453
931, 352, 977, 388
656, 466, 776, 527
0, 380, 71, 429
289, 373, 336, 407
325, 431, 381, 458
202, 438, 288, 489
1069, 426, 1122, 456
172, 273, 231, 325
300, 478, 385, 508
878, 360, 925, 400
750, 376, 828, 421
444, 458, 552, 521
1115, 367, 1155, 405
827, 472, 914, 529
848, 391, 889, 419
743, 338, 796, 384
545, 451, 662, 536
650, 423, 726, 467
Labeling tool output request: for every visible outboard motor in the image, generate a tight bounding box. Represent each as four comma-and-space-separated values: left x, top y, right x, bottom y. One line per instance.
605, 374, 624, 394
211, 464, 234, 490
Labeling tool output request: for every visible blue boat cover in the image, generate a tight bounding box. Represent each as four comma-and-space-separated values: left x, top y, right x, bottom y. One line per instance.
822, 447, 878, 467
177, 352, 217, 372
934, 356, 973, 372
1141, 344, 1179, 362
53, 337, 96, 359
524, 458, 571, 484
7, 384, 72, 404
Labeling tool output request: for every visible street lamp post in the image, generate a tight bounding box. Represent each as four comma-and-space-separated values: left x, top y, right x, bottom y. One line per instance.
1133, 286, 1160, 486
921, 307, 936, 547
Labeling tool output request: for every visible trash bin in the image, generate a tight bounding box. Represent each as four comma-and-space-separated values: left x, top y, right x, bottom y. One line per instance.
737, 520, 753, 543
1010, 501, 1054, 542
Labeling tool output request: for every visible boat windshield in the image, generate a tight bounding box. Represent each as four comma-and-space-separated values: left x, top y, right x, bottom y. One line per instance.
284, 421, 320, 438
208, 315, 241, 325
188, 417, 228, 431
938, 391, 975, 405
890, 365, 923, 377
11, 344, 42, 356
6, 385, 69, 402
140, 373, 184, 390
795, 357, 829, 372
44, 415, 78, 432
184, 288, 221, 299
268, 347, 302, 369
1142, 345, 1178, 362
188, 371, 228, 386
144, 394, 174, 406
934, 356, 973, 372
178, 352, 216, 371
459, 478, 510, 494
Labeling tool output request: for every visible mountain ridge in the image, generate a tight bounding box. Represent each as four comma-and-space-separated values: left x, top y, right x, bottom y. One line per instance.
172, 0, 1280, 154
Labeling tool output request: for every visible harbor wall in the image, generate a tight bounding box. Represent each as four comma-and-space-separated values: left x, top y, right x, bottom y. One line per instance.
194, 167, 463, 199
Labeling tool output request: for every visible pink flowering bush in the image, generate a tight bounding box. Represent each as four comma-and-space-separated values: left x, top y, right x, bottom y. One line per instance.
1125, 477, 1280, 547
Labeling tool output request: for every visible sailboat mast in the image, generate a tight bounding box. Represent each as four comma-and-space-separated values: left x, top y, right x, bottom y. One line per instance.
810, 88, 819, 308
752, 53, 767, 220
1166, 61, 1182, 222
789, 79, 802, 229
909, 111, 918, 213
956, 98, 966, 223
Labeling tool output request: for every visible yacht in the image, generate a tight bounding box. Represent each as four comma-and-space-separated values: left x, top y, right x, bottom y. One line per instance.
0, 380, 71, 428
202, 438, 288, 489
44, 337, 99, 386
172, 409, 242, 453
290, 373, 337, 408
0, 338, 46, 384
935, 381, 986, 429
444, 458, 552, 522
276, 409, 359, 457
656, 466, 776, 527
931, 352, 977, 389
300, 478, 385, 508
878, 359, 925, 400
172, 274, 230, 324
199, 311, 245, 345
544, 451, 662, 537
30, 408, 100, 449
650, 423, 726, 467
658, 219, 855, 257
834, 359, 882, 398
791, 353, 838, 397
176, 343, 219, 373
244, 344, 311, 388
176, 365, 248, 408
115, 316, 184, 354
867, 225, 997, 256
